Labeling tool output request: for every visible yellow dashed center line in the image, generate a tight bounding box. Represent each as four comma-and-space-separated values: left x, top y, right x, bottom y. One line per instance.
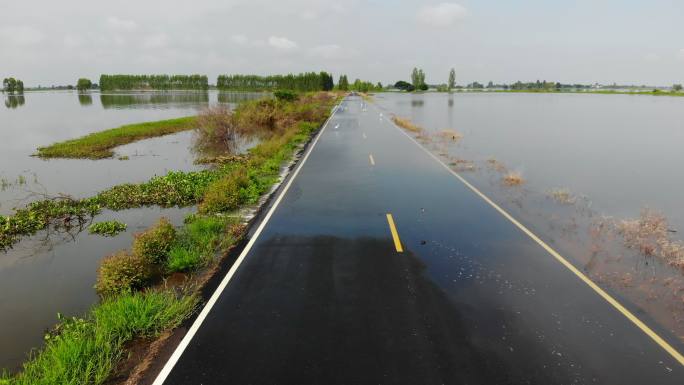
369, 154, 375, 166
386, 213, 403, 253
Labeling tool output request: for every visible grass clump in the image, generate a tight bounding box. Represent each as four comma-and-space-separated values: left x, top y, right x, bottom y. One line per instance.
3, 290, 197, 385
391, 116, 423, 133
132, 218, 176, 264
36, 116, 197, 159
547, 188, 576, 205
95, 251, 153, 296
88, 220, 127, 237
198, 169, 251, 214
616, 209, 684, 269
166, 215, 240, 272
502, 171, 525, 186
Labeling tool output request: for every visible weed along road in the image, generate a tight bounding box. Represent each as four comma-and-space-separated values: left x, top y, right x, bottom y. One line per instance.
154, 96, 684, 385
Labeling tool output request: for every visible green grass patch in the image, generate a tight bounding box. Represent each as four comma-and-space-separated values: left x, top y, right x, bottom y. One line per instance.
166, 215, 239, 272
35, 116, 197, 159
1, 290, 198, 385
88, 220, 127, 237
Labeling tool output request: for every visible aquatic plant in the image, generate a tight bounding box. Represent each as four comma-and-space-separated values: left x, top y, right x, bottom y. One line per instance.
36, 116, 197, 159
0, 197, 101, 250
2, 290, 197, 385
132, 218, 177, 265
88, 221, 127, 237
95, 251, 152, 296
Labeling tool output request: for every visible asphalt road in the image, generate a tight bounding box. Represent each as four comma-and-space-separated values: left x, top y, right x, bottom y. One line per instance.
154, 96, 684, 384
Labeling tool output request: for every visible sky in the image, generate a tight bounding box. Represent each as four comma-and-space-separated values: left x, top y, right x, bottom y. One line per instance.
1, 0, 683, 87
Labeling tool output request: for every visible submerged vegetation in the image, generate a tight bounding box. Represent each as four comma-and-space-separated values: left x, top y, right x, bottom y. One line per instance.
88, 221, 127, 237
99, 74, 209, 91
391, 116, 423, 133
35, 116, 197, 159
616, 209, 684, 270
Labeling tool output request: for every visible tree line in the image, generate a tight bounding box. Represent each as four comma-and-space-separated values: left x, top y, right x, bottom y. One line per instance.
217, 72, 334, 91
2, 77, 25, 94
99, 74, 209, 91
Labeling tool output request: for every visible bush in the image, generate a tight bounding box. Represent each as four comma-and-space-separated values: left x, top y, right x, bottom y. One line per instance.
195, 105, 238, 156
95, 251, 153, 296
132, 218, 177, 264
273, 89, 299, 102
199, 169, 250, 214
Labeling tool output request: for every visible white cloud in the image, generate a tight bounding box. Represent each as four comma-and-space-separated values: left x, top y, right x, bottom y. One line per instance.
417, 3, 468, 28
106, 16, 137, 31
309, 44, 343, 59
0, 26, 44, 45
142, 33, 169, 49
644, 53, 660, 62
677, 49, 684, 61
268, 36, 298, 51
63, 34, 84, 48
231, 34, 249, 45
301, 10, 318, 20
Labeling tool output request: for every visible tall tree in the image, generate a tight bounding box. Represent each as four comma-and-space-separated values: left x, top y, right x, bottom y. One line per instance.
338, 75, 349, 91
411, 68, 420, 89
448, 68, 455, 91
77, 78, 92, 91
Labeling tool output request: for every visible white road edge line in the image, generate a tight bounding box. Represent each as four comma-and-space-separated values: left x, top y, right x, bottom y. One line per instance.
152, 100, 342, 385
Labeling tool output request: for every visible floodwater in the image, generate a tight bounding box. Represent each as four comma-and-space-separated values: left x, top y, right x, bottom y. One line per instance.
0, 90, 263, 370
374, 91, 684, 344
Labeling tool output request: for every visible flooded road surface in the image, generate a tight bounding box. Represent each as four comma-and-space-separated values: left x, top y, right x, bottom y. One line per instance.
155, 97, 684, 385
373, 92, 684, 233
0, 90, 263, 370
372, 91, 684, 347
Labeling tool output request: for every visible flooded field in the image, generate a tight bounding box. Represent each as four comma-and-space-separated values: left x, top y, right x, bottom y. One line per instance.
374, 92, 684, 342
0, 90, 262, 370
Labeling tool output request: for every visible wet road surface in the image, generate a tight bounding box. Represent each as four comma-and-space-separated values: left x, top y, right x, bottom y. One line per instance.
155, 96, 684, 384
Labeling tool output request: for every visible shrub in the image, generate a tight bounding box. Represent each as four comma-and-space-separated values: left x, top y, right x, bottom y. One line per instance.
273, 89, 299, 102
132, 218, 177, 264
195, 105, 238, 156
95, 251, 153, 296
199, 169, 251, 214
